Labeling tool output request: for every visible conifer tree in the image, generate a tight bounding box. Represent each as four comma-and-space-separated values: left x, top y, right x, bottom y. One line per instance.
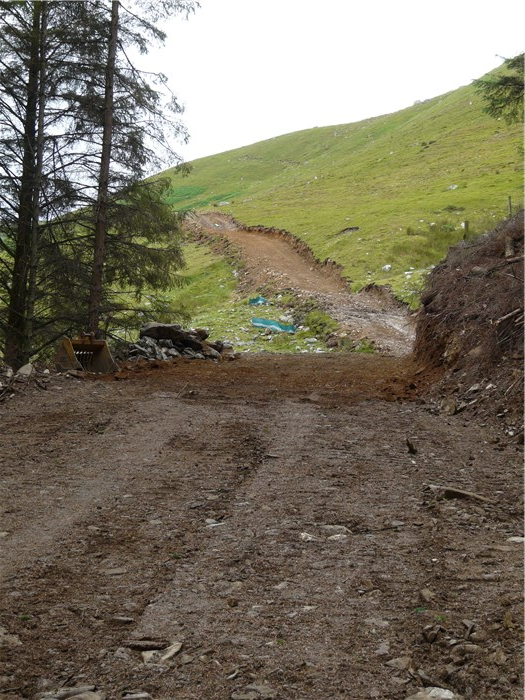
474, 53, 524, 125
0, 0, 198, 367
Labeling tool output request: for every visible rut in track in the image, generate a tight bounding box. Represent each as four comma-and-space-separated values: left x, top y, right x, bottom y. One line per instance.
0, 356, 523, 700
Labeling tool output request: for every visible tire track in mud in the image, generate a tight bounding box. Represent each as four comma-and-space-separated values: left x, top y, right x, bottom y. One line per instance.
0, 362, 522, 699
0, 385, 190, 581
125, 397, 523, 699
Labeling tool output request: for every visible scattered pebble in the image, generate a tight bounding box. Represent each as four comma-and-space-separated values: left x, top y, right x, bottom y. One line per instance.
111, 616, 134, 625
405, 689, 463, 700
386, 656, 412, 670
160, 641, 183, 662
231, 683, 277, 700
101, 567, 127, 576
420, 588, 436, 602
0, 626, 21, 647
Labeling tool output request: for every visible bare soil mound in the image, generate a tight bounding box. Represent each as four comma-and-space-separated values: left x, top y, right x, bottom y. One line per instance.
414, 211, 524, 433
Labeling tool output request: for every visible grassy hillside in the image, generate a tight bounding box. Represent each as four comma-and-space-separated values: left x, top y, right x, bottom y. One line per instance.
165, 77, 523, 303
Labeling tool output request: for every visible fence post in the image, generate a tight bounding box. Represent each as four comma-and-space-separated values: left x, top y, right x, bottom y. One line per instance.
508, 196, 512, 217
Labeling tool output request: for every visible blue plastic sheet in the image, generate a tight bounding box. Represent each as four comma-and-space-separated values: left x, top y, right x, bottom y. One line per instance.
251, 317, 296, 334
249, 295, 269, 306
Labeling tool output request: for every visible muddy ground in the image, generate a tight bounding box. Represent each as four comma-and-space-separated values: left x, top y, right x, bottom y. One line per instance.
0, 220, 523, 700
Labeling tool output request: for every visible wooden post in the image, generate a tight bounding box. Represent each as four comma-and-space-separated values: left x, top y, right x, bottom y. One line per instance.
508, 196, 512, 217
463, 221, 469, 240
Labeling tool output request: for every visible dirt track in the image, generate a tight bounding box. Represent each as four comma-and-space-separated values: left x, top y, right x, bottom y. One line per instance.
190, 213, 414, 357
0, 221, 523, 700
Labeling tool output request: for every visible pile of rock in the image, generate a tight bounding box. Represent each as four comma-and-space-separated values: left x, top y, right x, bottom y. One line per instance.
0, 362, 51, 401
126, 323, 235, 362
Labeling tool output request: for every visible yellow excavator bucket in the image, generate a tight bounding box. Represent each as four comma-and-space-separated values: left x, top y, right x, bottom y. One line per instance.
55, 334, 118, 373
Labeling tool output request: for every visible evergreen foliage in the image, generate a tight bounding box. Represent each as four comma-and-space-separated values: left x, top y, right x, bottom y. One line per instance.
474, 53, 524, 124
0, 0, 197, 368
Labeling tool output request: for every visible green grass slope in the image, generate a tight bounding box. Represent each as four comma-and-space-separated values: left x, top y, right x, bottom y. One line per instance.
165, 77, 523, 303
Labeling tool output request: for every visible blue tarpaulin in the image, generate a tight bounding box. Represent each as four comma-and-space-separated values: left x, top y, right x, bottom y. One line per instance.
251, 317, 296, 334
249, 295, 269, 306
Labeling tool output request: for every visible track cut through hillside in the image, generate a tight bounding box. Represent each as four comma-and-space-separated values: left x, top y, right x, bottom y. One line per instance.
188, 212, 415, 356
1, 215, 523, 699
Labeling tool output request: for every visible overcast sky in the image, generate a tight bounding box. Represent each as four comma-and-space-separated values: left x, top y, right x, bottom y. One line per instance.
143, 0, 524, 163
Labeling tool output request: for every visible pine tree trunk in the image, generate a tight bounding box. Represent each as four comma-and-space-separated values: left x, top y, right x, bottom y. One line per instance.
4, 2, 42, 369
87, 0, 119, 335
26, 2, 48, 349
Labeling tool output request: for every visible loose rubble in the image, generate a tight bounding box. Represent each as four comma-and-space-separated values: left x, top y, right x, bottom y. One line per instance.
0, 362, 51, 402
123, 322, 235, 362
405, 689, 463, 700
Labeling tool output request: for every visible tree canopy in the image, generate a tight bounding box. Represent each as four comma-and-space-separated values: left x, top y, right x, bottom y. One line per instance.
474, 53, 524, 125
0, 0, 198, 368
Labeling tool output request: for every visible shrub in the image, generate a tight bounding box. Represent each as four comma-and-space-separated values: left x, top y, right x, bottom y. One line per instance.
303, 309, 339, 338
